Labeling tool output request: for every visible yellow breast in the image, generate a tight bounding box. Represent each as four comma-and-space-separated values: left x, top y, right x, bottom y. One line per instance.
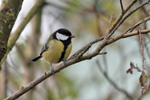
42, 40, 72, 64
63, 43, 72, 60
42, 40, 64, 63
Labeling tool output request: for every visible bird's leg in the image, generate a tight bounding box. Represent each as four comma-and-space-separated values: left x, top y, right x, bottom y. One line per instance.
50, 63, 54, 74
63, 60, 67, 65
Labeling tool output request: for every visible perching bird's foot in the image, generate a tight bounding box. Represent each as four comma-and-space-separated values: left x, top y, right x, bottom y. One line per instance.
50, 65, 54, 75
63, 60, 67, 65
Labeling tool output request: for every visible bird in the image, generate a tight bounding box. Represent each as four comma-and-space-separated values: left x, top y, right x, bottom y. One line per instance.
31, 28, 75, 73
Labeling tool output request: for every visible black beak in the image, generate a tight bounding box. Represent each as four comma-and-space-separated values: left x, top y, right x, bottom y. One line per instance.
70, 35, 75, 38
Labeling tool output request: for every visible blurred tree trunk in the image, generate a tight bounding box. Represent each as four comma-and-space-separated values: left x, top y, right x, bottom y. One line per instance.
0, 0, 24, 69
1, 61, 8, 99
25, 8, 42, 100
16, 8, 42, 100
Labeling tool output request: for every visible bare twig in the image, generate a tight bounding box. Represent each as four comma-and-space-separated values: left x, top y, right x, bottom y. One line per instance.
120, 0, 124, 13
70, 36, 104, 59
96, 60, 133, 99
138, 30, 150, 71
108, 0, 150, 38
120, 0, 150, 31
127, 62, 142, 74
2, 0, 150, 99
138, 30, 145, 71
106, 0, 138, 37
125, 16, 150, 33
108, 14, 114, 28
3, 29, 150, 100
98, 52, 107, 55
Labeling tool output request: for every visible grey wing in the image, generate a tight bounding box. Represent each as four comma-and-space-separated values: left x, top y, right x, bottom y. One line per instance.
31, 43, 49, 62
40, 44, 49, 56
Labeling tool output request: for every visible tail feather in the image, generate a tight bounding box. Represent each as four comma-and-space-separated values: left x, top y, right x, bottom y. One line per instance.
31, 56, 42, 62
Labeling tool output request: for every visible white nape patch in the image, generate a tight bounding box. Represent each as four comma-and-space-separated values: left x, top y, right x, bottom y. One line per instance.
56, 32, 69, 40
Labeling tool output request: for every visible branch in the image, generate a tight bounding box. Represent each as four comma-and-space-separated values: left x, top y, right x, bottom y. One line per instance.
120, 0, 124, 13
125, 16, 150, 33
0, 0, 24, 70
0, 0, 45, 67
106, 0, 138, 37
106, 29, 150, 45
96, 60, 133, 99
108, 0, 150, 38
3, 29, 150, 100
2, 0, 150, 99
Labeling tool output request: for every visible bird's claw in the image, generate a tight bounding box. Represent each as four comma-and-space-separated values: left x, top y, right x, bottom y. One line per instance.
50, 65, 54, 74
63, 60, 67, 65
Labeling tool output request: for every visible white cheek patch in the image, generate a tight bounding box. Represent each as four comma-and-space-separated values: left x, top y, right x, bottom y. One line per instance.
56, 32, 69, 40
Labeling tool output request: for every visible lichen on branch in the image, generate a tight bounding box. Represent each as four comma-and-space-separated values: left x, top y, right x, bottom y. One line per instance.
0, 0, 24, 69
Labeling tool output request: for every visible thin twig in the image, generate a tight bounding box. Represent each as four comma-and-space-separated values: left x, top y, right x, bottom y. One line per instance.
108, 14, 114, 29
108, 0, 150, 38
106, 29, 150, 45
120, 0, 124, 13
3, 28, 150, 100
70, 36, 104, 59
2, 0, 150, 99
96, 60, 133, 99
121, 0, 150, 29
138, 30, 145, 71
125, 16, 150, 33
138, 30, 150, 71
106, 0, 138, 37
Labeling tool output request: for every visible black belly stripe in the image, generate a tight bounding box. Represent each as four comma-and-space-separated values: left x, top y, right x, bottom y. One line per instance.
58, 38, 71, 62
58, 44, 68, 62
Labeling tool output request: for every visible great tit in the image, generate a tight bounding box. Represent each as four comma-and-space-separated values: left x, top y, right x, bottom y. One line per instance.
32, 28, 75, 73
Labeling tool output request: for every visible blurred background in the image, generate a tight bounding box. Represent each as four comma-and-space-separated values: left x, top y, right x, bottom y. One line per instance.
0, 0, 150, 100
